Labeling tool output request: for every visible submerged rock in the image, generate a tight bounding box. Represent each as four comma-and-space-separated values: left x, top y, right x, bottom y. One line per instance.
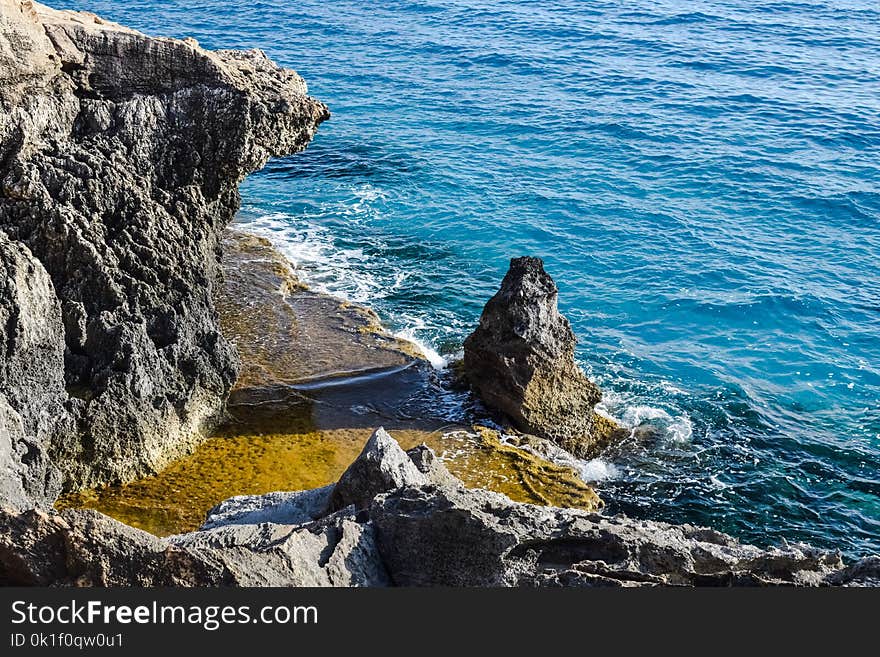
463, 257, 625, 457
215, 230, 427, 414
0, 1, 328, 494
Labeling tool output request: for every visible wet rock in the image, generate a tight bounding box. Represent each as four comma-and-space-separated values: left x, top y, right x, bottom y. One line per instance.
463, 257, 626, 457
327, 427, 428, 512
470, 426, 603, 511
217, 230, 425, 406
0, 507, 228, 586
0, 2, 328, 492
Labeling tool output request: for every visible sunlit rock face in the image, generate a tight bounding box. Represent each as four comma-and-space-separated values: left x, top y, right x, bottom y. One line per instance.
0, 0, 328, 495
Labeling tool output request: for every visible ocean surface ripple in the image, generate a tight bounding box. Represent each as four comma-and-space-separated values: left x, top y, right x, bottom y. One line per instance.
57, 0, 880, 557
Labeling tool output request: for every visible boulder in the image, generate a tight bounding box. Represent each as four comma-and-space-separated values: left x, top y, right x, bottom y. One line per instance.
463, 257, 625, 457
326, 427, 428, 512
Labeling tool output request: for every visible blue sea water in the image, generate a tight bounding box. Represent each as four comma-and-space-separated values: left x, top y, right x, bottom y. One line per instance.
55, 0, 879, 557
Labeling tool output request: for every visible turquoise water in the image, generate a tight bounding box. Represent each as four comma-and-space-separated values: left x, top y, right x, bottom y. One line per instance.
57, 1, 879, 557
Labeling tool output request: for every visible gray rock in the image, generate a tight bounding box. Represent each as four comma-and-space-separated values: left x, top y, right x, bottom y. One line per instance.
369, 484, 852, 587
0, 2, 328, 492
1, 430, 875, 587
0, 507, 229, 586
824, 556, 880, 587
172, 509, 390, 587
201, 485, 334, 530
462, 257, 625, 458
0, 233, 65, 509
406, 444, 461, 489
327, 427, 428, 512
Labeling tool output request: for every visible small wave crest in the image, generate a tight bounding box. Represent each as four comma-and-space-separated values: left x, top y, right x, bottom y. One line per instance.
579, 458, 620, 483
236, 200, 455, 372
394, 325, 448, 369
621, 405, 694, 443
598, 392, 694, 445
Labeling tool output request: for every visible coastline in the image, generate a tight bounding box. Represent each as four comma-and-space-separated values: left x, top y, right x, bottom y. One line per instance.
57, 228, 604, 536
2, 0, 877, 587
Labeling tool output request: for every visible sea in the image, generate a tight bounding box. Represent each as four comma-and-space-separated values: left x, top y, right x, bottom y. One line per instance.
54, 0, 879, 558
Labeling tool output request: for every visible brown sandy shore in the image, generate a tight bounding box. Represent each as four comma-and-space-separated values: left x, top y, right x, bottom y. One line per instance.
57, 229, 602, 535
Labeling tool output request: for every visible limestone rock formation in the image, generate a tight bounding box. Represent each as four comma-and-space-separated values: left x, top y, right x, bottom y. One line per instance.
370, 485, 846, 587
0, 507, 229, 586
0, 1, 328, 494
1, 429, 876, 586
0, 232, 65, 509
463, 256, 625, 457
173, 509, 391, 587
327, 427, 428, 512
201, 486, 335, 531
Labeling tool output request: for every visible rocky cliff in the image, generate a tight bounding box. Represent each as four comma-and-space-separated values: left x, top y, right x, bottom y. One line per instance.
1, 3, 876, 589
0, 0, 328, 500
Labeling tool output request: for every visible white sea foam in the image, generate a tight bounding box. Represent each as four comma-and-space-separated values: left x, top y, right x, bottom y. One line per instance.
579, 458, 619, 482
619, 404, 693, 443
394, 325, 447, 369
237, 204, 453, 371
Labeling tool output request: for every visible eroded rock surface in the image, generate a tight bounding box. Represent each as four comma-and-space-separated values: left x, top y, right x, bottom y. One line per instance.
463, 256, 625, 457
217, 230, 425, 404
3, 429, 873, 587
327, 427, 428, 512
0, 507, 229, 586
0, 232, 65, 509
0, 1, 328, 494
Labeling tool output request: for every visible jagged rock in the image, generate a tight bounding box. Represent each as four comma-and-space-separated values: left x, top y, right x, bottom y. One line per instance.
0, 233, 65, 509
198, 443, 458, 530
369, 484, 848, 587
172, 509, 390, 587
1, 431, 876, 587
201, 485, 334, 530
463, 256, 625, 458
0, 507, 228, 586
0, 1, 328, 493
824, 556, 880, 587
327, 427, 428, 512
